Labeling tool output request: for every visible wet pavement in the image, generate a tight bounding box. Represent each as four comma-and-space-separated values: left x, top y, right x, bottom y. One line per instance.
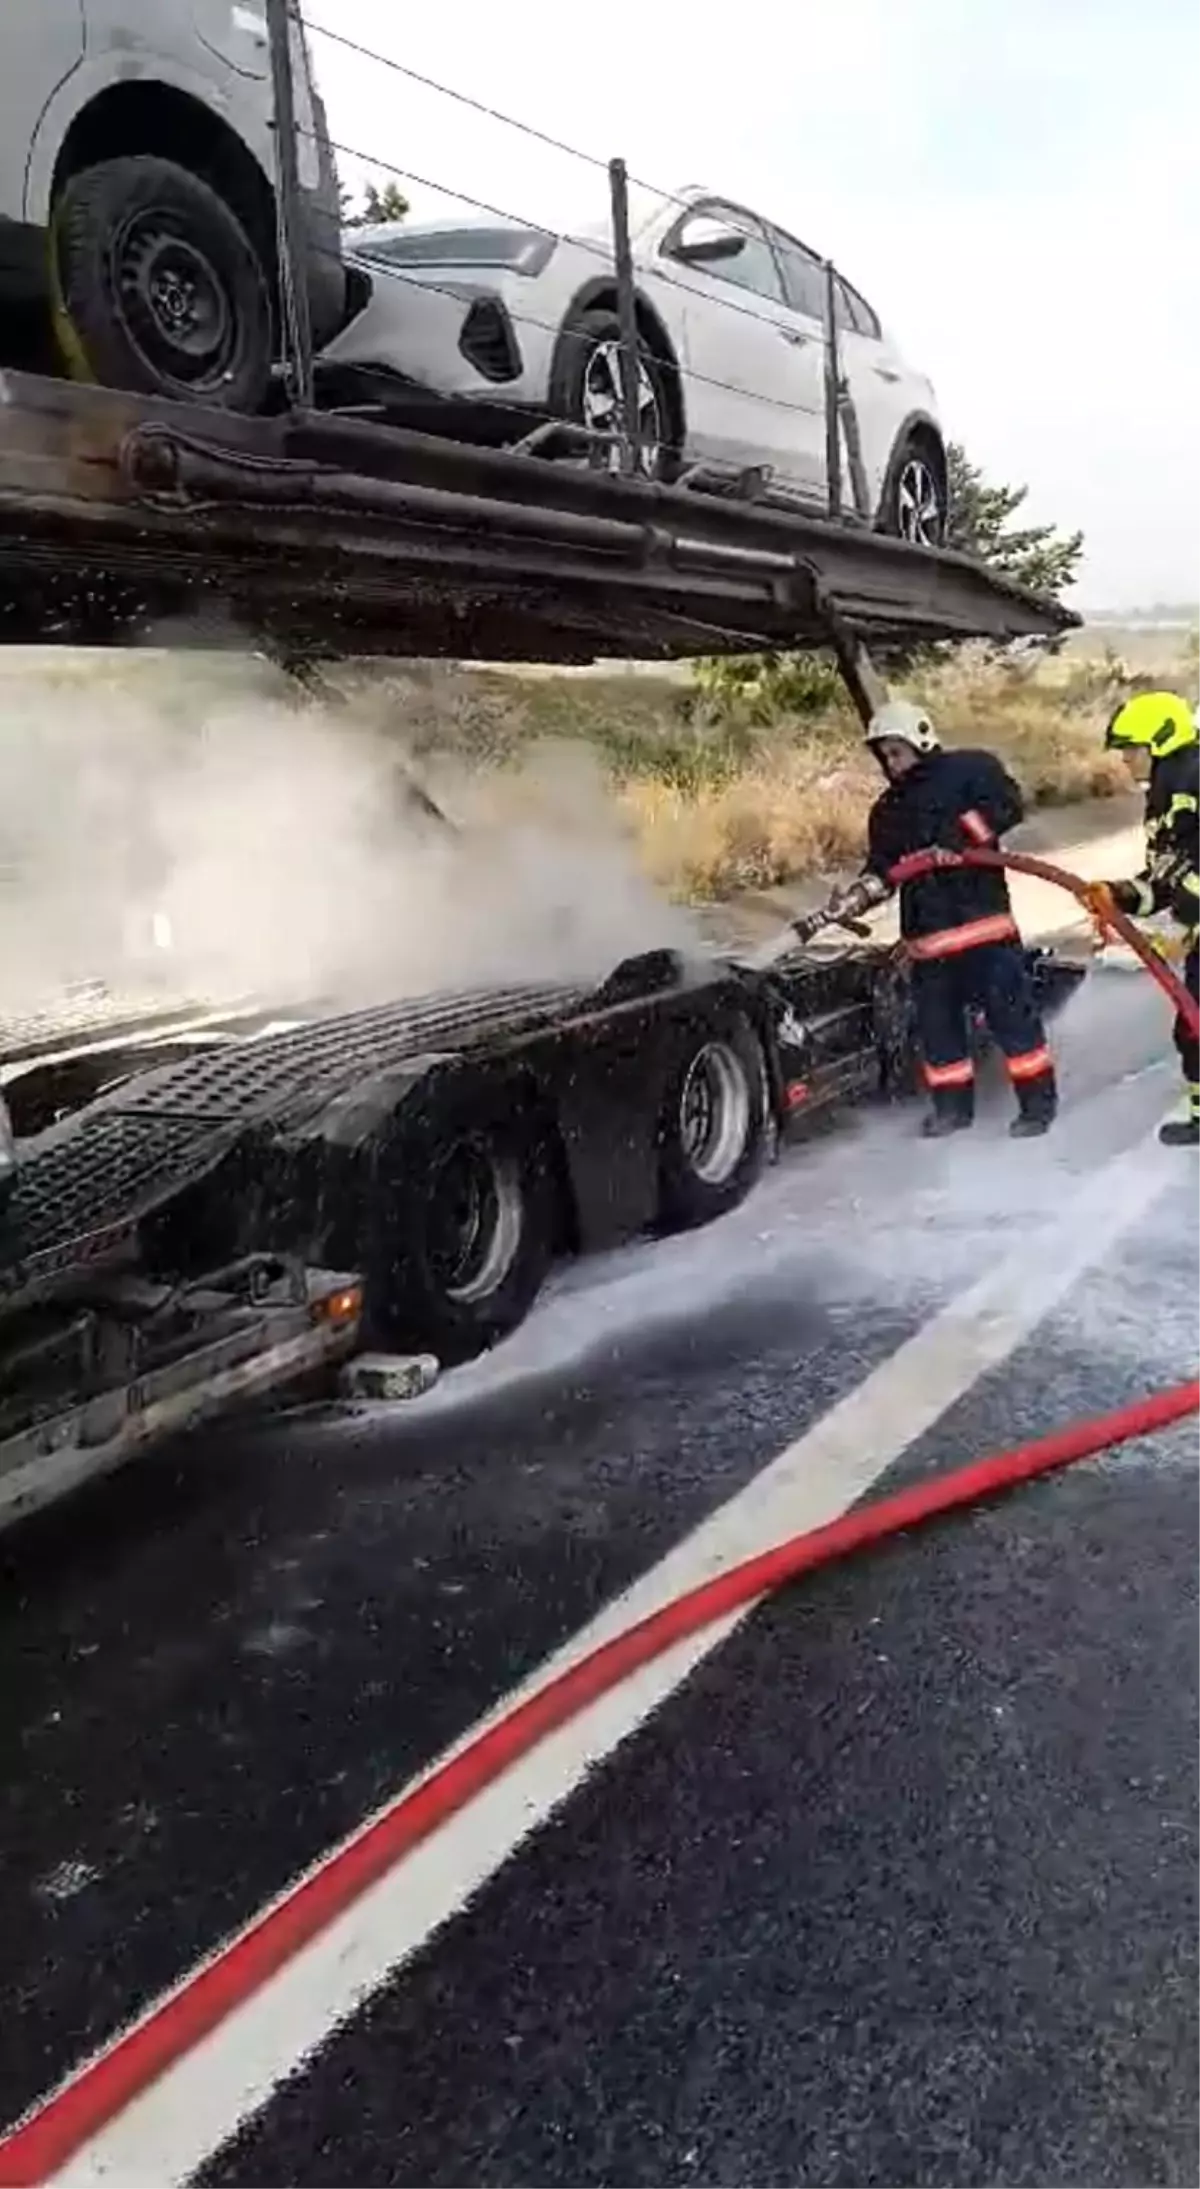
2, 966, 1196, 2186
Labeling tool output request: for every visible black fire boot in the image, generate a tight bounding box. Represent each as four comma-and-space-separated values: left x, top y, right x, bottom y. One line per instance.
921, 1089, 975, 1139
1009, 1075, 1058, 1139
1158, 1114, 1200, 1146
1159, 1082, 1200, 1145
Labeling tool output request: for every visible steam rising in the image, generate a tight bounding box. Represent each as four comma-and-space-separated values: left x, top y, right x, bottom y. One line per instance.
0, 652, 698, 1020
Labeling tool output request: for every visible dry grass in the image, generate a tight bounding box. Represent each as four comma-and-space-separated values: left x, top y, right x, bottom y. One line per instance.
622, 746, 869, 900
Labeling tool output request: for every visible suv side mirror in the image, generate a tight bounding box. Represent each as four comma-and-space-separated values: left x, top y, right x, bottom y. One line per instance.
672, 219, 746, 268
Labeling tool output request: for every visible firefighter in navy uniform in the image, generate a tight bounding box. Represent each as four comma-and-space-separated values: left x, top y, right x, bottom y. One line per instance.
813, 700, 1058, 1138
1084, 690, 1199, 1147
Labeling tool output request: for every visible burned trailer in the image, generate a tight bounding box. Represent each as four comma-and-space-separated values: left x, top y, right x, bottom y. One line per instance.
7, 956, 792, 1370
0, 953, 799, 1530
0, 932, 1086, 1531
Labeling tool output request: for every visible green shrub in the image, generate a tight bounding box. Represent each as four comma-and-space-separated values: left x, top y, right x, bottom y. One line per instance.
690, 649, 845, 725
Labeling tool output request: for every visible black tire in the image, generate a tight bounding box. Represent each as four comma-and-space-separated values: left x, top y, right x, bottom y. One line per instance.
552, 304, 679, 480
656, 1015, 767, 1235
52, 155, 273, 411
878, 432, 948, 547
364, 1096, 555, 1366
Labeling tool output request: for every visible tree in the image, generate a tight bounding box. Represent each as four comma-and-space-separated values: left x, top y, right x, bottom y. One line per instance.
690, 444, 1084, 713
945, 441, 1083, 605
340, 177, 410, 229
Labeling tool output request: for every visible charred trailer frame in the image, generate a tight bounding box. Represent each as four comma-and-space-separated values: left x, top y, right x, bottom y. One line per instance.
0, 935, 1086, 1530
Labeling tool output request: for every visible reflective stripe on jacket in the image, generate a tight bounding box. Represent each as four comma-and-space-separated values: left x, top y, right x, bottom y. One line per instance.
865, 746, 1025, 943
1138, 741, 1200, 936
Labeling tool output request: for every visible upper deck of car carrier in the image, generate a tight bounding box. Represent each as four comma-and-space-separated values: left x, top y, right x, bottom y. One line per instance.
0, 369, 1078, 664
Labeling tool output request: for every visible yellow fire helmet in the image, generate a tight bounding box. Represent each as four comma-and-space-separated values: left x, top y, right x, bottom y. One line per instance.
1104, 689, 1197, 759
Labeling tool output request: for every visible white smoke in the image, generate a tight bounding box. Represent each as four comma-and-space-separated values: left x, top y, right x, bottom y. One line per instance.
0, 651, 699, 1021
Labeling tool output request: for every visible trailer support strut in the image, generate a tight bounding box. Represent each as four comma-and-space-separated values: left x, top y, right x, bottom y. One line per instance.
830, 626, 887, 727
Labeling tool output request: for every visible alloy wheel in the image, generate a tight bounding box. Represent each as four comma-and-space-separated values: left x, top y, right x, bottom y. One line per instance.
895, 454, 945, 546
580, 338, 663, 475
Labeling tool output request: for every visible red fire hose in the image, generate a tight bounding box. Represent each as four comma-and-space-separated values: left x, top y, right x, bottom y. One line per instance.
888, 844, 1200, 1036
0, 850, 1196, 2188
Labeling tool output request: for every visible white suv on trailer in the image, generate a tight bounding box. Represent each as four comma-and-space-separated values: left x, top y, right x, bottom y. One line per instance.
322, 186, 949, 542
0, 0, 345, 411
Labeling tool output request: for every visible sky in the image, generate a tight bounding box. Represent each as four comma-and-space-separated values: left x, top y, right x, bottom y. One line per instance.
303, 0, 1199, 612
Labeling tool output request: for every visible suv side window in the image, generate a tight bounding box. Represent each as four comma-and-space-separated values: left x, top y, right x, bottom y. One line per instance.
668, 202, 785, 305
769, 226, 827, 321
770, 225, 882, 339
839, 277, 881, 339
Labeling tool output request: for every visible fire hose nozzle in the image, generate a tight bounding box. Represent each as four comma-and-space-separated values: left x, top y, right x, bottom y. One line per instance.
791, 907, 872, 945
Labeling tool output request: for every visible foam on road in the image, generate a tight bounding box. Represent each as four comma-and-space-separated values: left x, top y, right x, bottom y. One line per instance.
0, 963, 1190, 2188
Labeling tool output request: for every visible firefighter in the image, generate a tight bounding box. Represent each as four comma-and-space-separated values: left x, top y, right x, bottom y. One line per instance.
1083, 690, 1199, 1147
814, 699, 1057, 1138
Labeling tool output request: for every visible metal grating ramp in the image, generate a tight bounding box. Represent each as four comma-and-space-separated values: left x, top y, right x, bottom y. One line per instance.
1, 981, 591, 1296
2, 1111, 241, 1303
97, 983, 589, 1129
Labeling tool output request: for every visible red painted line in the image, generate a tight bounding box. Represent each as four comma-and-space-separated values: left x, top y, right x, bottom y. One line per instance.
1, 1376, 1195, 2186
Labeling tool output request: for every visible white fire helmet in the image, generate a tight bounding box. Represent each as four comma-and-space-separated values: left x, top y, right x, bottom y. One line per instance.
865, 699, 941, 755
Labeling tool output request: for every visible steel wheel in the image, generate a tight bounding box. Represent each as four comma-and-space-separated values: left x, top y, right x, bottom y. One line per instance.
894, 452, 946, 547
110, 207, 238, 393
580, 337, 664, 475
678, 1041, 752, 1187
366, 1102, 554, 1365
53, 156, 272, 409
425, 1139, 524, 1306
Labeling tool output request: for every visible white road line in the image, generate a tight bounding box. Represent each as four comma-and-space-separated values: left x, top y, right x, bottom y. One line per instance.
54, 1123, 1175, 2188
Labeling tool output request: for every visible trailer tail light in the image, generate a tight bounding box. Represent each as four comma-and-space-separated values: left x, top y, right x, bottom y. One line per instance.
313, 1283, 363, 1328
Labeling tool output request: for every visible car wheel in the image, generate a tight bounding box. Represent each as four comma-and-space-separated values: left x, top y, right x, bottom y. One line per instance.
52, 155, 273, 411
553, 304, 678, 480
365, 1097, 556, 1366
656, 1017, 767, 1234
879, 433, 948, 547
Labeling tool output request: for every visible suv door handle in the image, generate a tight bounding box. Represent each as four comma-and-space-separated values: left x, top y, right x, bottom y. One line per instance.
777, 327, 811, 346
873, 363, 902, 381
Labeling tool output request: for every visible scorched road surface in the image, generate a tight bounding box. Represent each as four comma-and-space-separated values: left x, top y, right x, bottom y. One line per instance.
2, 966, 1196, 2186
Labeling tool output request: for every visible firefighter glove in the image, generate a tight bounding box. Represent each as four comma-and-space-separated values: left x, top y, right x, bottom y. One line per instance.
1111, 878, 1146, 914
828, 871, 891, 922
1083, 880, 1125, 933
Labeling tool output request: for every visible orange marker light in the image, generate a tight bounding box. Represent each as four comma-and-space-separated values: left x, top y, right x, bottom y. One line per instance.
314, 1284, 363, 1327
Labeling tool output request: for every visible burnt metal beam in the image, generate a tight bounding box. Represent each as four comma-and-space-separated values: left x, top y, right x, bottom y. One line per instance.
0, 369, 1080, 664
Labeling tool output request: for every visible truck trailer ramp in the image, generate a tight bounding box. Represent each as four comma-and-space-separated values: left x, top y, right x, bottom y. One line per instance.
0, 979, 589, 1306
0, 371, 1078, 663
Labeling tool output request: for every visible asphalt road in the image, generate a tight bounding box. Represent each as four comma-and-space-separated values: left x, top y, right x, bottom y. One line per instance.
2, 965, 1196, 2187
